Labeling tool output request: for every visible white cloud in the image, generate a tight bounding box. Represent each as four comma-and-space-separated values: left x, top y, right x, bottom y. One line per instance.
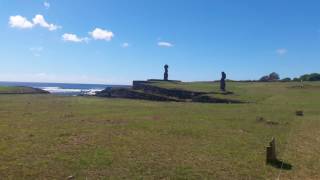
9, 15, 34, 29
9, 14, 60, 31
121, 42, 130, 48
276, 48, 288, 55
32, 14, 60, 31
62, 33, 89, 43
44, 1, 50, 9
89, 28, 114, 41
158, 41, 173, 47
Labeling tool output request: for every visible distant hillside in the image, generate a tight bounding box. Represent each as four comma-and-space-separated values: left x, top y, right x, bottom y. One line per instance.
0, 86, 49, 94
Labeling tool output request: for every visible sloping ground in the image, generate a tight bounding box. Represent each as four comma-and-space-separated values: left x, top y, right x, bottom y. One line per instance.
96, 88, 181, 102
0, 82, 319, 179
149, 81, 320, 103
97, 81, 245, 103
136, 81, 250, 103
0, 86, 49, 94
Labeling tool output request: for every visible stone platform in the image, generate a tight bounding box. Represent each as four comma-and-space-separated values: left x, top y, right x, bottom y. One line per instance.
96, 79, 242, 104
132, 79, 181, 88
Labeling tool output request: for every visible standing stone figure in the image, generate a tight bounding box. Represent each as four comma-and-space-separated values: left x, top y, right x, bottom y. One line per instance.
266, 137, 277, 164
220, 71, 226, 91
164, 64, 169, 81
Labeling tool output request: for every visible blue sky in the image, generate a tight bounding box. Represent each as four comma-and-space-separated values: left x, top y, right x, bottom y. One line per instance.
0, 0, 320, 84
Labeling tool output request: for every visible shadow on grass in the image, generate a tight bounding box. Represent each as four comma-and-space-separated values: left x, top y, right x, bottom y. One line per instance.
268, 159, 292, 170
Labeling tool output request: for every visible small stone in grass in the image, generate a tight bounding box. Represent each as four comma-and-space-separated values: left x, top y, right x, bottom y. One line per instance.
256, 116, 265, 122
67, 175, 75, 180
296, 110, 304, 116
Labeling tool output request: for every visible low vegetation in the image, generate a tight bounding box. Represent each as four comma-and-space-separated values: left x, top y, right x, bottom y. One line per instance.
0, 81, 319, 179
298, 73, 320, 81
259, 72, 320, 82
0, 86, 48, 94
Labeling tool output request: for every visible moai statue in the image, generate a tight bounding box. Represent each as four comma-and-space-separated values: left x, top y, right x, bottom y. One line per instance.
266, 137, 277, 164
220, 71, 226, 91
164, 64, 169, 81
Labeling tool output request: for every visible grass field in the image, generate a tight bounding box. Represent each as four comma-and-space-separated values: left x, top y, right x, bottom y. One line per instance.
0, 82, 319, 179
0, 86, 47, 94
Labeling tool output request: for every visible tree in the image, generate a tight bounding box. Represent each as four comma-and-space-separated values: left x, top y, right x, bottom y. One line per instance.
300, 73, 320, 81
269, 72, 280, 81
259, 72, 280, 82
309, 73, 320, 81
293, 77, 300, 82
281, 77, 291, 82
259, 75, 270, 82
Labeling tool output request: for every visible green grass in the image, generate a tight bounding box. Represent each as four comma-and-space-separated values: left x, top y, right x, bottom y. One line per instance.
0, 86, 27, 92
0, 82, 319, 179
0, 86, 46, 94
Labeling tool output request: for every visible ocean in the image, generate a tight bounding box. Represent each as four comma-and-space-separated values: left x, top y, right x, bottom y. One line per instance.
0, 81, 129, 96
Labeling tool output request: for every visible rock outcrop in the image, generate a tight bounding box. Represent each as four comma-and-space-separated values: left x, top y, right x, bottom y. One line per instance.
97, 80, 244, 104
96, 88, 180, 102
132, 82, 206, 99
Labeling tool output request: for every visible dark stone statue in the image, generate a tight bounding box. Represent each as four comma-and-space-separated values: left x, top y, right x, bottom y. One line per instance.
220, 71, 226, 91
164, 64, 169, 81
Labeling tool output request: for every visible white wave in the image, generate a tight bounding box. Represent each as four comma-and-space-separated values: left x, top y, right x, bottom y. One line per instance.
41, 86, 82, 93
82, 88, 104, 95
40, 86, 104, 95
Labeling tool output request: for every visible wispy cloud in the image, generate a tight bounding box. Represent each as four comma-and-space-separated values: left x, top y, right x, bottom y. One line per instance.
121, 42, 130, 48
276, 48, 288, 56
89, 28, 114, 41
9, 15, 34, 29
158, 41, 173, 47
9, 14, 60, 31
29, 47, 44, 57
62, 33, 89, 43
44, 1, 50, 9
